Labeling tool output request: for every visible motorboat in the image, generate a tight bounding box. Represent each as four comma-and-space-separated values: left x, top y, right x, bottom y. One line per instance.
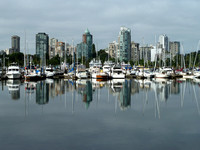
45, 67, 55, 78
76, 65, 88, 79
6, 62, 21, 79
111, 65, 125, 79
24, 66, 41, 81
154, 67, 172, 78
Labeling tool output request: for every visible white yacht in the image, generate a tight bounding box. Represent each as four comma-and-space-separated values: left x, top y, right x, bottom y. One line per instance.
45, 67, 55, 78
136, 67, 154, 78
194, 71, 200, 78
6, 63, 21, 79
154, 67, 172, 78
91, 66, 109, 79
76, 65, 88, 79
102, 65, 112, 78
111, 65, 125, 79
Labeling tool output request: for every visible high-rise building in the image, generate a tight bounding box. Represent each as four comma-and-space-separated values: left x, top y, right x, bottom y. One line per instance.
36, 33, 49, 67
118, 27, 131, 62
108, 41, 118, 58
66, 43, 75, 56
169, 41, 180, 59
131, 42, 140, 63
49, 38, 58, 59
158, 34, 169, 52
139, 45, 152, 62
56, 42, 65, 58
10, 35, 20, 54
77, 29, 93, 60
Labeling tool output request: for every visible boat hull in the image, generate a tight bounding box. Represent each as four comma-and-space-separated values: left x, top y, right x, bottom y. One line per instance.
7, 73, 21, 79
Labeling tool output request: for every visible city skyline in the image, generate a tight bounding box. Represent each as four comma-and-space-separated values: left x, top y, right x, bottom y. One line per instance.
0, 0, 200, 54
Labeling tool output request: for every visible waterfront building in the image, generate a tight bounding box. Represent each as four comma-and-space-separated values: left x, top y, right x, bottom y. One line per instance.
169, 41, 180, 59
139, 45, 152, 63
77, 29, 93, 60
76, 42, 88, 60
36, 33, 49, 67
118, 27, 131, 62
9, 35, 20, 54
150, 46, 162, 62
66, 43, 76, 56
49, 38, 58, 59
56, 42, 65, 58
158, 34, 169, 52
131, 42, 140, 63
108, 41, 119, 58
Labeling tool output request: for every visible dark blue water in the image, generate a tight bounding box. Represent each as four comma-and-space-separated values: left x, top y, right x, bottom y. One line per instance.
0, 78, 200, 150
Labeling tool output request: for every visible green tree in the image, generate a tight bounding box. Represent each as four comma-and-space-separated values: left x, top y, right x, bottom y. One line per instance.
48, 55, 60, 66
92, 44, 96, 58
9, 52, 24, 66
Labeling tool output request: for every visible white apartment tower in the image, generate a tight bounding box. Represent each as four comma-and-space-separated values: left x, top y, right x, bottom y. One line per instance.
158, 34, 169, 52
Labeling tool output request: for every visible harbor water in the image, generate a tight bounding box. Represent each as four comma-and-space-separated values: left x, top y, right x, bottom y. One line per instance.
0, 78, 200, 150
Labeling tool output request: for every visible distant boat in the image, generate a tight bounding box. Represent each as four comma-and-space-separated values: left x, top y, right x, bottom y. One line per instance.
6, 62, 21, 79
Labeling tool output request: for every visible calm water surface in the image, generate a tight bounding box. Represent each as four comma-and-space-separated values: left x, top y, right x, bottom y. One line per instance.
0, 78, 200, 150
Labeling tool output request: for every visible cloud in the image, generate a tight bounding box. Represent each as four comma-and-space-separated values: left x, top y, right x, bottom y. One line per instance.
0, 0, 200, 53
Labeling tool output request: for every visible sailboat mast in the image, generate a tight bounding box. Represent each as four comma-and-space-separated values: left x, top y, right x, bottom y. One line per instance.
24, 31, 26, 68
154, 35, 157, 71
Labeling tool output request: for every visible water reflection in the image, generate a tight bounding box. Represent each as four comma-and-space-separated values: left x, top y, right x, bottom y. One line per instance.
119, 80, 131, 110
1, 78, 200, 116
36, 80, 49, 105
76, 80, 93, 109
6, 79, 20, 100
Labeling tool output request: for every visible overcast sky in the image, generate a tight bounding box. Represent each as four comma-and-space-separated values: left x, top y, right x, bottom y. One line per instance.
0, 0, 200, 54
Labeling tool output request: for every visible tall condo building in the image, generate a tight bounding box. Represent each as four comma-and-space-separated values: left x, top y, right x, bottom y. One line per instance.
49, 38, 58, 59
169, 41, 180, 59
139, 45, 152, 62
131, 42, 140, 63
118, 27, 131, 62
36, 33, 49, 67
56, 42, 65, 58
10, 35, 20, 54
77, 29, 93, 60
108, 41, 119, 58
158, 34, 169, 52
66, 43, 76, 56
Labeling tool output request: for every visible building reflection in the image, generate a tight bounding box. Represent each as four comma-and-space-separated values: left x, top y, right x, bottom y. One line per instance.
119, 80, 131, 110
36, 80, 49, 105
6, 79, 20, 100
21, 78, 182, 112
152, 79, 180, 102
76, 80, 93, 109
